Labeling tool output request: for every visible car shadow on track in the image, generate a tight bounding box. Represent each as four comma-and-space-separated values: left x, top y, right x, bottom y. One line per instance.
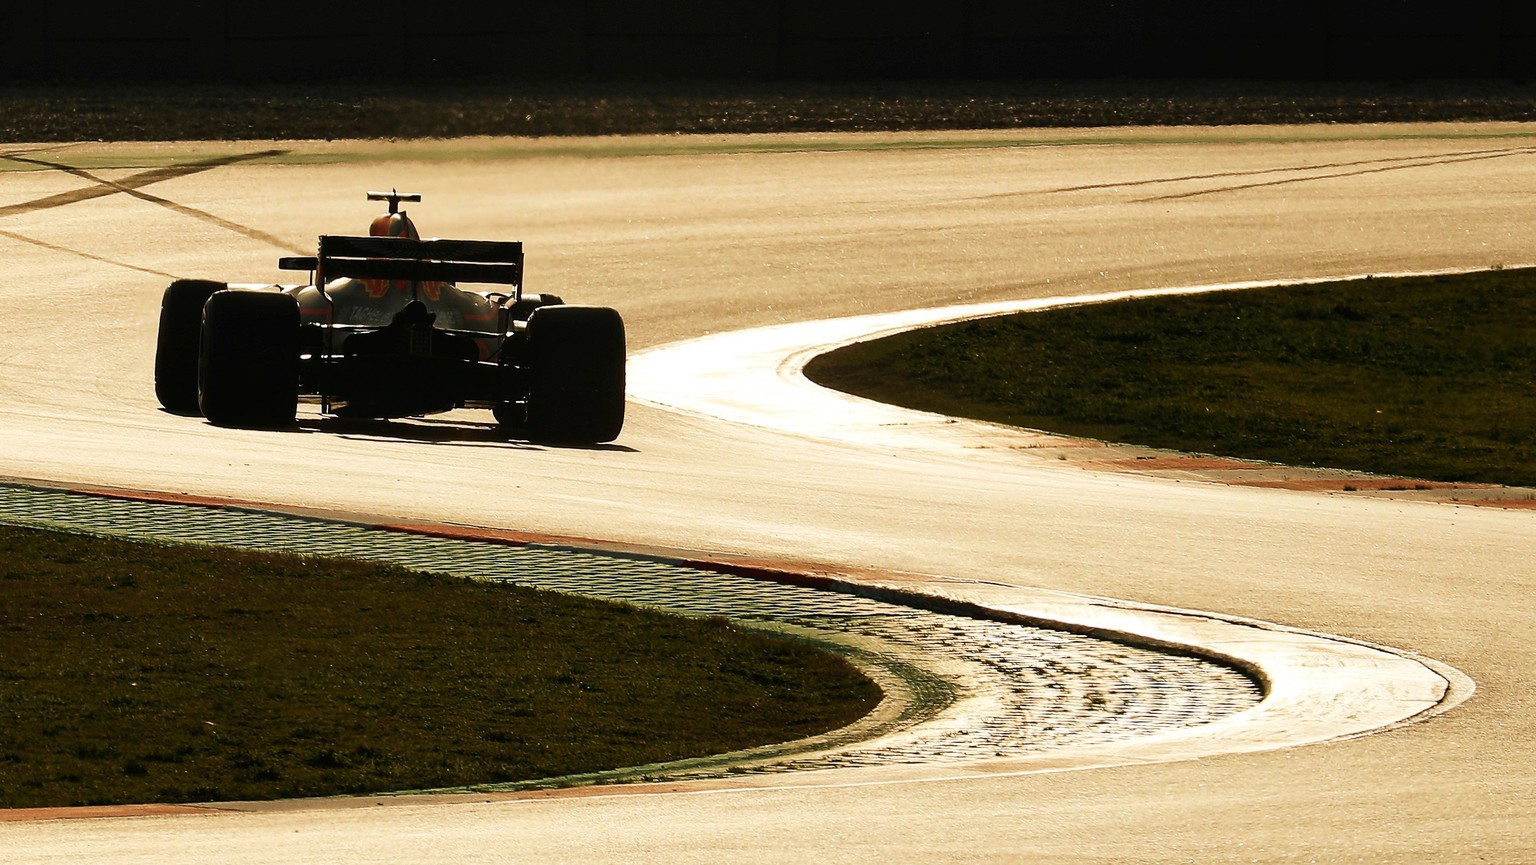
157, 409, 637, 452
296, 415, 637, 453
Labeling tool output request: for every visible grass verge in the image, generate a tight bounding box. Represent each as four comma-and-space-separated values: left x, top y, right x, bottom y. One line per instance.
0, 524, 880, 809
6, 79, 1536, 142
805, 269, 1536, 487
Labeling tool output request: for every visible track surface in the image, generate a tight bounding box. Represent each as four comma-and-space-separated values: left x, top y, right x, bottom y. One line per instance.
2, 125, 1534, 862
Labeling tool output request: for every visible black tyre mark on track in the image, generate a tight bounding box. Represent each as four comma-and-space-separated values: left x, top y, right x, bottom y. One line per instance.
1134, 146, 1536, 201
0, 149, 307, 254
0, 144, 83, 161
958, 146, 1535, 205
0, 228, 178, 280
1047, 147, 1531, 195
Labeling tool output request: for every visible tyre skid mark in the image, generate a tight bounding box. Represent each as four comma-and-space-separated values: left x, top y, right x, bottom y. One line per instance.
0, 227, 179, 279
0, 149, 305, 254
1137, 147, 1536, 201
1034, 146, 1536, 196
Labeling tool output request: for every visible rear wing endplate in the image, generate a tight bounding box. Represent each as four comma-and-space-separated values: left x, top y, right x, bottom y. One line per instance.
280, 235, 525, 293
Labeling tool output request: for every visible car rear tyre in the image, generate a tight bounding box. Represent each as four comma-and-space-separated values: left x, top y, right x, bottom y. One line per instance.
154, 279, 225, 412
198, 290, 300, 428
523, 305, 626, 443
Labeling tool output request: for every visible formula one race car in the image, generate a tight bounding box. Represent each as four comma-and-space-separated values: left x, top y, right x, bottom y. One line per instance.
154, 191, 625, 443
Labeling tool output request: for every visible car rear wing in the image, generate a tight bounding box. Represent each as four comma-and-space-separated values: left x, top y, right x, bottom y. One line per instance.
280, 235, 524, 298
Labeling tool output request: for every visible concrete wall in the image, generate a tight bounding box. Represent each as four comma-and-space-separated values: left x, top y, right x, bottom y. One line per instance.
3, 1, 1529, 82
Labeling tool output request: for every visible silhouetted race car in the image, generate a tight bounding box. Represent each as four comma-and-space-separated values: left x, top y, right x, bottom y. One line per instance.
154, 191, 625, 443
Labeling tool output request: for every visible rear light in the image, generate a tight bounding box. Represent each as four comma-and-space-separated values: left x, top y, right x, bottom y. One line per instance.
408, 325, 433, 357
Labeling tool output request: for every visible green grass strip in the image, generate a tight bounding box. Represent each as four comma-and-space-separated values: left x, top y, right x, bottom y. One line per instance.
806, 269, 1536, 487
0, 526, 879, 808
8, 80, 1536, 143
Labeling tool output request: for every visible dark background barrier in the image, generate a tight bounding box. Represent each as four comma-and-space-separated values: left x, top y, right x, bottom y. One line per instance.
3, 1, 1531, 82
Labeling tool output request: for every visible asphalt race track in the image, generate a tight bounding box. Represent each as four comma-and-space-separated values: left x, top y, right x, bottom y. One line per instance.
2, 125, 1535, 862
